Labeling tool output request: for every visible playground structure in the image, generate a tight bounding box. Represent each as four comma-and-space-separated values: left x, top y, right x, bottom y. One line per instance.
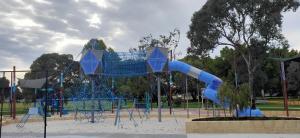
4, 39, 263, 123
6, 37, 300, 138
75, 39, 263, 123
0, 39, 265, 134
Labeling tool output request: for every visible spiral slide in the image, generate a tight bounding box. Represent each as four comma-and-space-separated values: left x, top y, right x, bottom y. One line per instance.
168, 60, 263, 117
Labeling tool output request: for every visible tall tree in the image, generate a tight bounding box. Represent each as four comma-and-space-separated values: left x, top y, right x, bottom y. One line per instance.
286, 61, 300, 96
82, 39, 107, 52
23, 53, 77, 100
187, 0, 299, 106
138, 29, 180, 54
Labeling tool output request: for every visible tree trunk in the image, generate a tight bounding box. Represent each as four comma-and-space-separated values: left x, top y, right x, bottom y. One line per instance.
242, 52, 256, 109
248, 69, 256, 108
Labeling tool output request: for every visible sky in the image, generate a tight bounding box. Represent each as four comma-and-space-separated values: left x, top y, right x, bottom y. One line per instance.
0, 0, 299, 72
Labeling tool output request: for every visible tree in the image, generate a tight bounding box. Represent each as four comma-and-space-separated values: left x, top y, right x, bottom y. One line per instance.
23, 53, 77, 101
25, 53, 74, 79
218, 82, 250, 117
138, 29, 180, 53
0, 77, 9, 89
135, 29, 180, 102
262, 46, 299, 96
187, 0, 299, 106
287, 61, 300, 96
82, 39, 107, 52
0, 77, 9, 98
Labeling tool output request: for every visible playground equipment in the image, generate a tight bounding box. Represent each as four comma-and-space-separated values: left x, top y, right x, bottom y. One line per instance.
16, 99, 47, 128
16, 70, 71, 128
168, 60, 262, 117
77, 40, 262, 122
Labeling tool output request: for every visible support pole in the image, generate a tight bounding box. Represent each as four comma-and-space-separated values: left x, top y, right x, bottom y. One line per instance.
281, 62, 289, 117
168, 72, 172, 115
157, 76, 162, 122
186, 76, 189, 118
10, 72, 12, 118
0, 72, 5, 138
44, 70, 48, 138
201, 88, 204, 109
169, 50, 173, 115
91, 76, 95, 123
111, 78, 115, 114
12, 66, 16, 120
34, 88, 37, 107
197, 83, 200, 118
59, 72, 63, 117
0, 89, 3, 138
114, 98, 121, 126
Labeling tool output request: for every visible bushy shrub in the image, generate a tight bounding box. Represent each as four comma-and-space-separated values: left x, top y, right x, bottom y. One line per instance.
218, 82, 250, 112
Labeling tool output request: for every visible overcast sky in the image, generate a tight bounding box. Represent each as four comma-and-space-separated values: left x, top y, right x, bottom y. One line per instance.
0, 0, 299, 71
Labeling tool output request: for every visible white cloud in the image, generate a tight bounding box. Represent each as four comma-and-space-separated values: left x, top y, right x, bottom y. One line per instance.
49, 32, 87, 53
0, 0, 299, 73
0, 55, 29, 71
34, 0, 52, 5
87, 0, 113, 8
10, 18, 43, 28
86, 13, 101, 28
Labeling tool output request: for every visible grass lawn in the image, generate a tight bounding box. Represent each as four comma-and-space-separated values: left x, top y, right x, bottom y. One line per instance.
1, 98, 300, 116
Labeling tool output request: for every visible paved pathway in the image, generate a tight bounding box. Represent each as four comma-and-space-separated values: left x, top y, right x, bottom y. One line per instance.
2, 133, 300, 138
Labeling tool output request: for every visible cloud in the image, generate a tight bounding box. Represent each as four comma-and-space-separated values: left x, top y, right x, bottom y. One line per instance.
0, 0, 299, 73
86, 13, 102, 28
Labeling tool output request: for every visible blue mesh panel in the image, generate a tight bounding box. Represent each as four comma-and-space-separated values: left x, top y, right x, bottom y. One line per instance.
80, 50, 99, 75
102, 51, 147, 77
147, 47, 167, 72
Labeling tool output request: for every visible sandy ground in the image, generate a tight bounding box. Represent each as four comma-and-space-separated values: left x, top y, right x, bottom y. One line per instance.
3, 117, 300, 138
2, 109, 300, 138
2, 116, 185, 138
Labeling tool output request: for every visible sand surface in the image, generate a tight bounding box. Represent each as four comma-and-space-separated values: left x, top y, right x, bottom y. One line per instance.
2, 116, 185, 137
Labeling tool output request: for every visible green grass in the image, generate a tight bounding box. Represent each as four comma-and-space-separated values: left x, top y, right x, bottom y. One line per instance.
1, 98, 300, 116
0, 102, 31, 115
257, 103, 300, 111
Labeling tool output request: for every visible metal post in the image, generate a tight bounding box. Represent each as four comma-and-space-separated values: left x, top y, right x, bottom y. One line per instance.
157, 76, 162, 122
0, 72, 5, 138
169, 50, 173, 115
0, 89, 3, 138
59, 72, 63, 117
114, 98, 121, 126
281, 62, 289, 117
197, 83, 200, 118
91, 77, 95, 123
44, 70, 48, 138
12, 66, 16, 120
111, 78, 115, 114
34, 88, 37, 107
201, 88, 204, 109
186, 76, 189, 118
10, 72, 12, 117
168, 73, 172, 115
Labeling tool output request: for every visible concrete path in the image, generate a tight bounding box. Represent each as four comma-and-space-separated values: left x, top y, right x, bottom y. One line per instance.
188, 134, 300, 138
2, 133, 300, 138
1, 133, 186, 138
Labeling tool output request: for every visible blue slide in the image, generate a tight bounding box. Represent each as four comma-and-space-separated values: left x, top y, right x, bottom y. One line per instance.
168, 60, 263, 117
